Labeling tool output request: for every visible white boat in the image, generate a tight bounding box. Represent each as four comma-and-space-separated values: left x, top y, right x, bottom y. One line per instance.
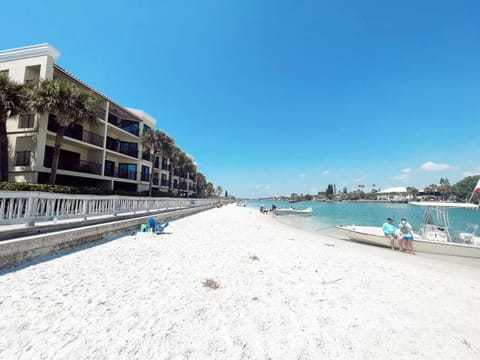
273, 207, 313, 216
336, 202, 480, 259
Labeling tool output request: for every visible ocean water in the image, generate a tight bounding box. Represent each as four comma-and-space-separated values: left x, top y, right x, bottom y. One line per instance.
246, 200, 480, 239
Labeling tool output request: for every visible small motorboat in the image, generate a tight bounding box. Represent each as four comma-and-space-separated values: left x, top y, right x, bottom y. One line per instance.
273, 207, 313, 216
336, 202, 480, 258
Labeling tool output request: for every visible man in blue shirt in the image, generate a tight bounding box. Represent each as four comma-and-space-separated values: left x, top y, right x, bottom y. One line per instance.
382, 217, 398, 251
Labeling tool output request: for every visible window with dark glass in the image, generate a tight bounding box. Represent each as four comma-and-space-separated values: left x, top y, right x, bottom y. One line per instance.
118, 163, 137, 180
161, 174, 168, 186
19, 113, 35, 128
108, 112, 119, 126
120, 119, 139, 136
43, 145, 80, 171
15, 150, 31, 166
104, 160, 115, 176
141, 165, 150, 181
161, 157, 168, 170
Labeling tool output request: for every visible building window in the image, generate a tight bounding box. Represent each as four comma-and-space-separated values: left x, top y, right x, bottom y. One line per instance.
161, 157, 168, 170
161, 174, 168, 186
104, 160, 115, 177
118, 163, 137, 180
141, 165, 150, 182
19, 114, 35, 128
15, 151, 31, 166
0, 70, 9, 77
43, 146, 80, 170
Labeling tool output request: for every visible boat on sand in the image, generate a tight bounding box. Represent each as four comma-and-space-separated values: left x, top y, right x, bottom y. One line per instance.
336, 202, 480, 259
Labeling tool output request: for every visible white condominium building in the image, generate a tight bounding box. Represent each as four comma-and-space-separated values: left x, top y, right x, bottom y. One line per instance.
0, 44, 196, 196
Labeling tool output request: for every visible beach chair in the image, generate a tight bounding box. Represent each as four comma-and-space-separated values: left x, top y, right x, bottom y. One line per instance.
148, 218, 169, 234
155, 221, 169, 234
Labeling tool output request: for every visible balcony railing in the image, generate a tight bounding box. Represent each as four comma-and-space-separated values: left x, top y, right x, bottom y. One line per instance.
107, 114, 139, 136
48, 120, 104, 147
104, 167, 138, 180
44, 158, 102, 175
15, 151, 31, 166
105, 137, 139, 158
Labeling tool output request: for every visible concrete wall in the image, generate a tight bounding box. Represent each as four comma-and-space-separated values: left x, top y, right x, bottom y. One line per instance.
0, 204, 214, 268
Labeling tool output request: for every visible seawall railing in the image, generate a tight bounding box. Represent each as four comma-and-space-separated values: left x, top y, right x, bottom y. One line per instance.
0, 191, 220, 226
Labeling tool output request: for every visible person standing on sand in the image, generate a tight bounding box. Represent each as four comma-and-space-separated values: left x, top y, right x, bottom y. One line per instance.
382, 217, 398, 250
399, 218, 415, 254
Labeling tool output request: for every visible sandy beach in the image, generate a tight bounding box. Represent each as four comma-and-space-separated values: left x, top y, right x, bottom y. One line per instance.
1, 205, 479, 359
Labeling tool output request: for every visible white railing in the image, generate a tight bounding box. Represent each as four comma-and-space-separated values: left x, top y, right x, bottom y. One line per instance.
0, 191, 219, 226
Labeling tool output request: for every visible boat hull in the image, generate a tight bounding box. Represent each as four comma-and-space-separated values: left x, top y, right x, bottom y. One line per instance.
336, 225, 480, 259
273, 207, 312, 216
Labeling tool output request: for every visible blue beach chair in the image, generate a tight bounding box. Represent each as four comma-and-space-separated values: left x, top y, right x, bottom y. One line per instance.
148, 218, 169, 234
155, 221, 169, 234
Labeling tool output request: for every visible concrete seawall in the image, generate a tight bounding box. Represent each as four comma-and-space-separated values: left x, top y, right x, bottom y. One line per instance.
0, 204, 215, 268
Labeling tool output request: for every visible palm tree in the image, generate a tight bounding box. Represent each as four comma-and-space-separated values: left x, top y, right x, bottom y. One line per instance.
140, 129, 161, 197
0, 74, 31, 181
168, 145, 182, 194
31, 79, 97, 184
206, 182, 214, 197
176, 151, 191, 197
196, 172, 207, 198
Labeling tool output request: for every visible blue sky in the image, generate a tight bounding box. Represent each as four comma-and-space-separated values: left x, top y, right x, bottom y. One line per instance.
3, 0, 480, 198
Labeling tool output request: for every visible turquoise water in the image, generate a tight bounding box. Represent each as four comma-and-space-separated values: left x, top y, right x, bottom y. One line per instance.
246, 200, 480, 238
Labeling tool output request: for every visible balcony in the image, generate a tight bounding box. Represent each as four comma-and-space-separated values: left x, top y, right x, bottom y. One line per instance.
44, 157, 102, 176
15, 151, 31, 166
107, 113, 139, 136
106, 137, 138, 158
104, 167, 138, 181
48, 116, 104, 147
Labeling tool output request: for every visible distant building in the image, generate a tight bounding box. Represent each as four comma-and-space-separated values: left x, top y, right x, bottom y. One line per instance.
0, 44, 196, 196
376, 187, 410, 201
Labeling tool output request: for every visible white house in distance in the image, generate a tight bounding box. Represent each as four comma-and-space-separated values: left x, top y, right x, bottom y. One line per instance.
376, 187, 410, 202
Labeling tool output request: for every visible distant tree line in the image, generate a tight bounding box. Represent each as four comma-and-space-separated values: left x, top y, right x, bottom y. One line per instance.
283, 176, 480, 203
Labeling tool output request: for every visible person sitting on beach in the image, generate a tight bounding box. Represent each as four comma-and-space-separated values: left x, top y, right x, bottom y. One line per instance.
382, 217, 398, 251
399, 218, 415, 255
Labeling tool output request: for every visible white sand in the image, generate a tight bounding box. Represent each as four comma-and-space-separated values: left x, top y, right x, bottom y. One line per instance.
1, 205, 479, 360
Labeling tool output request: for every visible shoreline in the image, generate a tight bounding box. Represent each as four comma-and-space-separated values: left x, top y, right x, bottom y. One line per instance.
1, 205, 479, 359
